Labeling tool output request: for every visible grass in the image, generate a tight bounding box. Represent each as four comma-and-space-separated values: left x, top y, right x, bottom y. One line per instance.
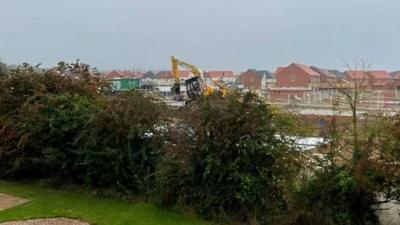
0, 180, 215, 225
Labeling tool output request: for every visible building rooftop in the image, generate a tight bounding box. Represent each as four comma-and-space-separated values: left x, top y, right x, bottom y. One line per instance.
368, 70, 391, 79
310, 66, 337, 78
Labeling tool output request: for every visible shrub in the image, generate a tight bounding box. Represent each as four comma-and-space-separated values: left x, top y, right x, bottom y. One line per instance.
287, 165, 381, 225
0, 62, 166, 196
285, 112, 400, 225
76, 92, 166, 194
158, 92, 298, 225
0, 93, 99, 178
0, 61, 7, 76
0, 63, 101, 178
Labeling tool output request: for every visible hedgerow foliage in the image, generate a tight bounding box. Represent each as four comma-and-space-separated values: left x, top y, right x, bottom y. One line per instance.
285, 112, 400, 225
158, 93, 299, 225
3, 61, 400, 225
0, 62, 165, 195
77, 92, 166, 194
288, 165, 383, 225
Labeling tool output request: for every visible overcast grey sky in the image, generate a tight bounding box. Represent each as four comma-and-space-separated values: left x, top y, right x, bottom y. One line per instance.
0, 0, 399, 72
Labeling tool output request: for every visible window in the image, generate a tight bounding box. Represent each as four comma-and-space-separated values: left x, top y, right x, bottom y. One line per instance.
291, 75, 295, 81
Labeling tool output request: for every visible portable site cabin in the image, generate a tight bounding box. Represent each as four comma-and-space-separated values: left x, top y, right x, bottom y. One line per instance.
110, 78, 140, 91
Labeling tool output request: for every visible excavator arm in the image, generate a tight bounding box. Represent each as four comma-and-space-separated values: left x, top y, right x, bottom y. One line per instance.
171, 56, 181, 85
171, 56, 203, 83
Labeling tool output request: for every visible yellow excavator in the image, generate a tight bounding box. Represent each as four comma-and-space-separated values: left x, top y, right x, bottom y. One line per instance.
170, 56, 214, 102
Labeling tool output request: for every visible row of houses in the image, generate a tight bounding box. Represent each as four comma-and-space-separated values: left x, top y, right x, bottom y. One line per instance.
268, 63, 400, 102
104, 64, 400, 101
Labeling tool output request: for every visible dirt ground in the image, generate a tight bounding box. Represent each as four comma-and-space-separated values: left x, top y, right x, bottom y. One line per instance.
0, 193, 29, 211
0, 218, 89, 225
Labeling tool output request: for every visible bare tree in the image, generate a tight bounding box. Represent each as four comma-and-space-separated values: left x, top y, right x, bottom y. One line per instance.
328, 59, 373, 163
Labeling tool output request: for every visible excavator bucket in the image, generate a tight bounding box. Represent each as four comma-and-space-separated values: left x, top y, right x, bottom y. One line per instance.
185, 77, 202, 99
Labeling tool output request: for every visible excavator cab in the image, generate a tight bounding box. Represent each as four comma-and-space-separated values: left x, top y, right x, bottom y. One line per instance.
185, 77, 202, 99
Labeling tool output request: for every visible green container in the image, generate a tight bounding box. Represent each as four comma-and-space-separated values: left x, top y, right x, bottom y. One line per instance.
110, 78, 140, 91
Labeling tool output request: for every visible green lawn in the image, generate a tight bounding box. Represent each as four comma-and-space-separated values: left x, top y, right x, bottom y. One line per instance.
0, 180, 215, 225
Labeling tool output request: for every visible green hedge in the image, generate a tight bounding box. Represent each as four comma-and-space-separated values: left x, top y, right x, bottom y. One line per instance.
157, 93, 299, 224
0, 63, 165, 195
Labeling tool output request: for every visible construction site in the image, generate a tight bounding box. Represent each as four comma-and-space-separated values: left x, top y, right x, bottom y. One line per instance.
2, 0, 400, 225
104, 57, 400, 113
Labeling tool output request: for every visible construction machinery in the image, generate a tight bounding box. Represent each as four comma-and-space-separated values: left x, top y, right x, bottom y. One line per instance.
211, 79, 229, 97
170, 56, 214, 102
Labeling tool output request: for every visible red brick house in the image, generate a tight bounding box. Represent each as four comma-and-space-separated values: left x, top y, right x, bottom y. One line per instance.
239, 69, 274, 91
345, 70, 368, 81
344, 70, 371, 87
344, 70, 393, 89
275, 63, 320, 88
344, 70, 399, 101
275, 67, 286, 75
310, 66, 340, 84
367, 71, 398, 99
268, 63, 321, 101
367, 71, 392, 88
240, 69, 261, 90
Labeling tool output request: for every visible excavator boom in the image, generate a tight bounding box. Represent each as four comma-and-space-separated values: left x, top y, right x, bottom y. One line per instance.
171, 56, 203, 81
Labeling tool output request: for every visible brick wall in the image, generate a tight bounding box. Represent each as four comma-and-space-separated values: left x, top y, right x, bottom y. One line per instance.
240, 70, 262, 90
276, 65, 312, 88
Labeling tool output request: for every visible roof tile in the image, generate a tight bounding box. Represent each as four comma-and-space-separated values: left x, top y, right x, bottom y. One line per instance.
310, 66, 337, 78
367, 70, 391, 79
293, 63, 320, 76
345, 71, 369, 79
206, 71, 235, 78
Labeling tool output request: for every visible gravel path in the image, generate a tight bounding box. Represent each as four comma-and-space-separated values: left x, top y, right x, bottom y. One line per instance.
0, 193, 29, 211
0, 193, 90, 225
0, 218, 90, 225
